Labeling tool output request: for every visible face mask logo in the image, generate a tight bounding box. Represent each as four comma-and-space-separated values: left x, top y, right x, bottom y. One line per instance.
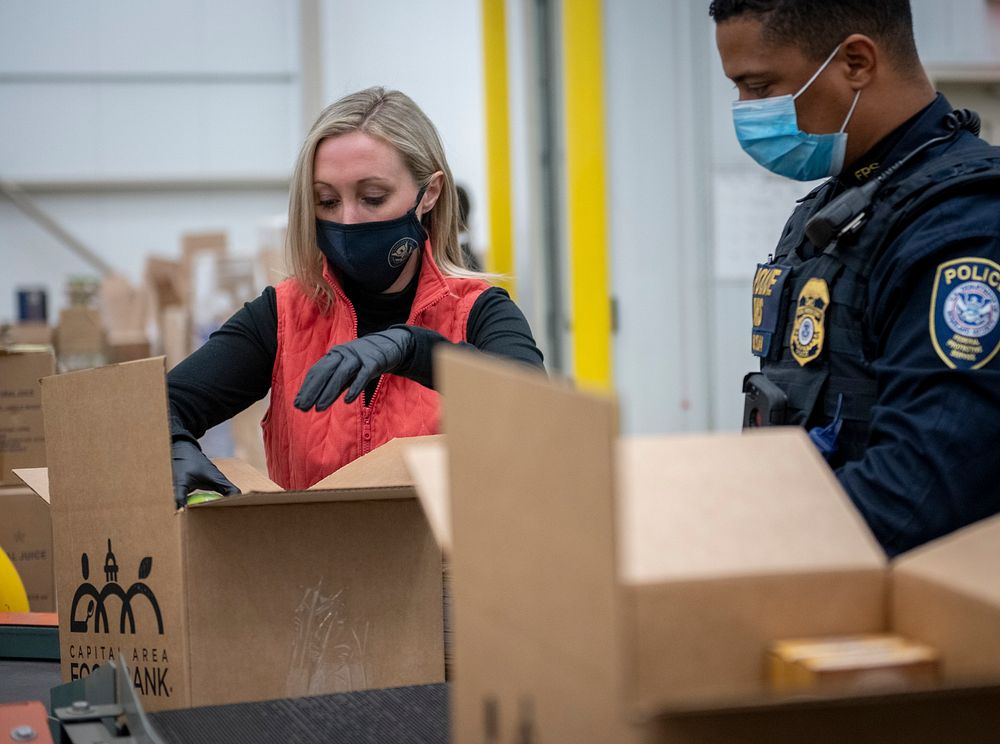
732, 44, 861, 181
388, 237, 418, 268
316, 186, 428, 293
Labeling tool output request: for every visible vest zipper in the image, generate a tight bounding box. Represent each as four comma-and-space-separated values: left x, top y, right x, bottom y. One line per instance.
325, 244, 452, 454
361, 405, 373, 455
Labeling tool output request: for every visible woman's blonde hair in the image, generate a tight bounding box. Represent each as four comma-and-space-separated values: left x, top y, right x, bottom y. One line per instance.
286, 86, 484, 306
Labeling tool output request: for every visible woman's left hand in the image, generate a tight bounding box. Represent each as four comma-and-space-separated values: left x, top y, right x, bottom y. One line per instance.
294, 326, 416, 410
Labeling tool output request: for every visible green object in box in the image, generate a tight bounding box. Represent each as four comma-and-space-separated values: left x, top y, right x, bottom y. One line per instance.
186, 490, 225, 507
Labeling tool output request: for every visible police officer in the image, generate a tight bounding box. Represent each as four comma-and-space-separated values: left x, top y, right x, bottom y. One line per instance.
711, 0, 1000, 555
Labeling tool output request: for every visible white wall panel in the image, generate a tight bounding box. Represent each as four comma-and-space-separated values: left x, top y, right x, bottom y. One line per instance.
505, 0, 545, 348
605, 0, 714, 434
318, 0, 488, 250
0, 1, 300, 328
0, 82, 294, 180
0, 0, 295, 74
0, 3, 101, 73
0, 84, 102, 177
912, 0, 1000, 66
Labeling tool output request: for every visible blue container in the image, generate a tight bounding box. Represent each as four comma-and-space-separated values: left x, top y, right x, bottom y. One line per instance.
17, 287, 48, 323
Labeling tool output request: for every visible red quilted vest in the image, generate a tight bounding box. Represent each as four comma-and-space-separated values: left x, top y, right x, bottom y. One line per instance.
264, 242, 488, 489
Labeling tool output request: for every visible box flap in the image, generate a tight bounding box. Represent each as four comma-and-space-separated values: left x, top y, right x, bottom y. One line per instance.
211, 458, 283, 494
40, 356, 192, 708
892, 514, 1000, 605
618, 429, 886, 585
401, 437, 450, 553
12, 468, 50, 504
439, 347, 634, 741
1, 349, 54, 485
195, 436, 440, 508
891, 514, 1000, 685
311, 436, 425, 491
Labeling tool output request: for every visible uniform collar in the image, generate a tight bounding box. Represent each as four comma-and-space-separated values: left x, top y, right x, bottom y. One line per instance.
839, 93, 952, 187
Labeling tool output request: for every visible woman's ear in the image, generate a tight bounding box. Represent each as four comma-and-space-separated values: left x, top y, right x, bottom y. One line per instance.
841, 33, 877, 89
417, 171, 445, 217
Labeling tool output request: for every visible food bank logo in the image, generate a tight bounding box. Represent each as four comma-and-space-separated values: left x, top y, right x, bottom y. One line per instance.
69, 539, 164, 635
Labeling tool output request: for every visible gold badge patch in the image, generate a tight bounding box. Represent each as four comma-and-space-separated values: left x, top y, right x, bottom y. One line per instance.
791, 277, 829, 366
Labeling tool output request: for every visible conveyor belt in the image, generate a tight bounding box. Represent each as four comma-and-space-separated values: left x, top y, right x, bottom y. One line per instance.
149, 684, 449, 744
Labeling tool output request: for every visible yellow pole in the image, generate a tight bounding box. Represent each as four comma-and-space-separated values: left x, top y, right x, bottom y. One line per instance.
481, 0, 515, 296
563, 0, 612, 386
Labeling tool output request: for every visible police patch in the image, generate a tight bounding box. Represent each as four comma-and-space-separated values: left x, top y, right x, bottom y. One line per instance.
791, 277, 829, 366
930, 257, 1000, 369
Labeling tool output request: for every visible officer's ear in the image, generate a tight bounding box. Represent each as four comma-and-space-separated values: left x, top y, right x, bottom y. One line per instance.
841, 33, 877, 90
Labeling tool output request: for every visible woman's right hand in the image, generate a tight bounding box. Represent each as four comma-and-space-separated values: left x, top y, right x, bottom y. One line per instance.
170, 439, 241, 510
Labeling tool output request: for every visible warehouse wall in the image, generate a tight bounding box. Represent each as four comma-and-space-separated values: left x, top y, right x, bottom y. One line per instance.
0, 0, 300, 323
318, 1, 488, 253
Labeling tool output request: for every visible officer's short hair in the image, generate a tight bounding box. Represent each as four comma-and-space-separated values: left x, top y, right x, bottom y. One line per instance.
708, 0, 921, 72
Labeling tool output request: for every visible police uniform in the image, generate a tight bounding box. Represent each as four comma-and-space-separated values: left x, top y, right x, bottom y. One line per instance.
750, 94, 1000, 556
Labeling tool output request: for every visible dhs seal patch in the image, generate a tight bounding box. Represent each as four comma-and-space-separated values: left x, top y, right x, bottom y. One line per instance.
791, 277, 829, 367
930, 257, 1000, 369
388, 237, 418, 268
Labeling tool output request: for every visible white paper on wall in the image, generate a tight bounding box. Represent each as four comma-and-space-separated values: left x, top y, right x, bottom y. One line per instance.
712, 167, 821, 281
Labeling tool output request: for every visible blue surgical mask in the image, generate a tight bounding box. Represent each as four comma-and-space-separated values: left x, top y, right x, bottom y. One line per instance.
316, 186, 428, 293
732, 45, 861, 181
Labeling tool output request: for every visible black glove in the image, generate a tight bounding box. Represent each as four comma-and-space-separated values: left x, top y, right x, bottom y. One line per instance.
294, 326, 416, 411
171, 439, 241, 510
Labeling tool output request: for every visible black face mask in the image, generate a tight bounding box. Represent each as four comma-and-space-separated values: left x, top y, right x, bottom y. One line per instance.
316, 187, 428, 293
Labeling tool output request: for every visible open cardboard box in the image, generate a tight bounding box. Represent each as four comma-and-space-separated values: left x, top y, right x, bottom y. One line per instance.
14, 357, 444, 712
0, 486, 54, 612
1, 347, 56, 612
428, 348, 1000, 743
1, 346, 54, 486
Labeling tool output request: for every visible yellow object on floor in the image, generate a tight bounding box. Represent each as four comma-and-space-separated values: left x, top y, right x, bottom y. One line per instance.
0, 545, 29, 612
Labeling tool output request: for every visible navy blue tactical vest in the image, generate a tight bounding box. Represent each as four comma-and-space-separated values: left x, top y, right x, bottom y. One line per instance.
752, 130, 1000, 468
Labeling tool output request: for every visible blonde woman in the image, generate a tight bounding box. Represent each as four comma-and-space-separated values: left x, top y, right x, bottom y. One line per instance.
168, 87, 543, 506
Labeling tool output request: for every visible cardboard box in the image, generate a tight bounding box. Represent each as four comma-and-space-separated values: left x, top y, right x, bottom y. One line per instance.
768, 635, 940, 692
55, 307, 106, 369
5, 323, 53, 346
159, 307, 189, 371
230, 397, 269, 476
105, 341, 151, 365
144, 256, 186, 362
15, 357, 444, 712
431, 349, 1000, 743
99, 274, 149, 348
0, 486, 54, 612
0, 348, 54, 486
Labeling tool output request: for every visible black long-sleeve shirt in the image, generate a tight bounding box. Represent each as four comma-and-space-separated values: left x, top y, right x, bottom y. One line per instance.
167, 277, 544, 442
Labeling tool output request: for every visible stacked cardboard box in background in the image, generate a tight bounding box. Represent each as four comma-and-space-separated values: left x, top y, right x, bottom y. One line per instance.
144, 256, 186, 370
3, 322, 52, 346
0, 347, 55, 611
100, 274, 150, 364
2, 287, 53, 347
